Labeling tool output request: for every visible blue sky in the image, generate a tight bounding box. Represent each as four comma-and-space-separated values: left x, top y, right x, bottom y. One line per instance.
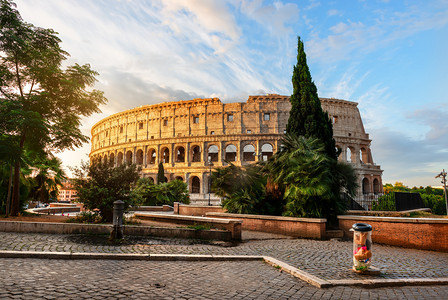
14, 0, 448, 187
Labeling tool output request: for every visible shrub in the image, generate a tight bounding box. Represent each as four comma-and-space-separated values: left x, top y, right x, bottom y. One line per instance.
372, 193, 395, 211
132, 178, 189, 206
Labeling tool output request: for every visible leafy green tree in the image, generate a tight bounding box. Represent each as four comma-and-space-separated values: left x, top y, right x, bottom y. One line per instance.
157, 162, 166, 184
72, 161, 139, 222
0, 0, 107, 216
132, 178, 189, 206
265, 134, 356, 224
286, 37, 337, 159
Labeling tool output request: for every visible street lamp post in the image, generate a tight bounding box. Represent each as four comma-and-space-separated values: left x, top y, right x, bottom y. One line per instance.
207, 157, 214, 206
435, 169, 448, 216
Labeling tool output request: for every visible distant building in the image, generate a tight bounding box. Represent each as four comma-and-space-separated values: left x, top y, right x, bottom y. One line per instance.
90, 95, 383, 206
57, 180, 79, 202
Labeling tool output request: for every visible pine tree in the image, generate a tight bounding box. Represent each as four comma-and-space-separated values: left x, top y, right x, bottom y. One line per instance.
286, 37, 337, 159
157, 162, 166, 184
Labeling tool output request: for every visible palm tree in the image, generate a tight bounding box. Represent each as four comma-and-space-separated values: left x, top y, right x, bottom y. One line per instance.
212, 163, 266, 214
264, 134, 357, 221
30, 156, 66, 204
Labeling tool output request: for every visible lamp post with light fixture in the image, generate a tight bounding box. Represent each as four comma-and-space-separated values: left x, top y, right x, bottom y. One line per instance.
435, 169, 447, 216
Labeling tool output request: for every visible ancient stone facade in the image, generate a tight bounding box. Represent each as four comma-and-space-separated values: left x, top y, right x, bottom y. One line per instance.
90, 95, 383, 204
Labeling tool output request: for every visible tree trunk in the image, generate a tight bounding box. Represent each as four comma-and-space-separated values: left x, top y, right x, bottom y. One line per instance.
5, 165, 13, 217
10, 161, 20, 216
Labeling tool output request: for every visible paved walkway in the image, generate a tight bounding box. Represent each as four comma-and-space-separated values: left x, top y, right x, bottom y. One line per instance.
0, 232, 447, 299
1, 232, 447, 281
1, 258, 447, 299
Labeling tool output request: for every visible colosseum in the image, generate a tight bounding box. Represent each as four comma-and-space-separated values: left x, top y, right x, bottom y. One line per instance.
90, 94, 383, 206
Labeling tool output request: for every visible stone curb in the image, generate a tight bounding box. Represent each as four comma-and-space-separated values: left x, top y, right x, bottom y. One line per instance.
1, 251, 447, 289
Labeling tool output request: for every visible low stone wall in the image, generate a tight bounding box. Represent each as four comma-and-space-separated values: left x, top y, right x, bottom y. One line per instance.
206, 212, 327, 239
0, 221, 232, 241
176, 203, 226, 216
133, 205, 173, 212
34, 207, 80, 214
134, 212, 242, 240
338, 215, 448, 252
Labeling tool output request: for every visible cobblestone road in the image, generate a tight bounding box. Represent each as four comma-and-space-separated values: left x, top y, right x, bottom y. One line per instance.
0, 258, 447, 299
1, 232, 447, 281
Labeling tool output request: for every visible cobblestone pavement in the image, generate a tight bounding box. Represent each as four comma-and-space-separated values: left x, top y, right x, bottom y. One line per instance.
0, 258, 447, 299
1, 232, 448, 282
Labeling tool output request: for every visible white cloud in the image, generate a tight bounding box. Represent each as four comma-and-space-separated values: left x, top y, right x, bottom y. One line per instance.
240, 0, 300, 35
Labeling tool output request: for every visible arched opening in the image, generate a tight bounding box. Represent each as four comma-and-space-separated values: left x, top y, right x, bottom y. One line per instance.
191, 145, 201, 162
126, 151, 133, 165
346, 147, 354, 163
208, 145, 219, 162
175, 176, 183, 181
225, 144, 237, 161
373, 178, 380, 194
148, 177, 155, 184
175, 146, 185, 162
191, 176, 200, 193
362, 178, 370, 194
243, 144, 255, 161
117, 152, 123, 165
109, 153, 115, 166
161, 147, 170, 163
102, 155, 108, 164
261, 143, 273, 161
147, 148, 156, 165
136, 149, 143, 165
360, 148, 369, 164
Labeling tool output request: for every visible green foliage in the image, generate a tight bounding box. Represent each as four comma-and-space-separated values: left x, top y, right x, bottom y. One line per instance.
29, 156, 65, 203
421, 194, 447, 215
132, 178, 189, 206
264, 134, 356, 223
65, 211, 102, 224
72, 160, 139, 222
286, 36, 337, 159
212, 163, 272, 215
157, 162, 166, 184
0, 0, 107, 215
372, 193, 396, 211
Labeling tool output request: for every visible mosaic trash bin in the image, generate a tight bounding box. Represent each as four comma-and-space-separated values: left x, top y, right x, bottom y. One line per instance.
350, 223, 372, 273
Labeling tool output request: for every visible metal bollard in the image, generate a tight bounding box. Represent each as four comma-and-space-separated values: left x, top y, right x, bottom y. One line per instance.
110, 200, 124, 240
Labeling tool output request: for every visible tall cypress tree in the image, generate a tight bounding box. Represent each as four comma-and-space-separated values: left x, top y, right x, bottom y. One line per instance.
286, 37, 337, 159
157, 162, 166, 184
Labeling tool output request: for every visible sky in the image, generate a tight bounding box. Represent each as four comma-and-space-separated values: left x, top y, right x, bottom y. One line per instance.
13, 0, 448, 188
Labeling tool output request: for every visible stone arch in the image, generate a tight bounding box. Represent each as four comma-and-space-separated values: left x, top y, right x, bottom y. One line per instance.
109, 153, 115, 166
362, 178, 370, 194
161, 147, 170, 163
117, 152, 123, 165
360, 147, 369, 164
346, 146, 355, 163
126, 150, 133, 165
175, 176, 183, 181
207, 145, 219, 162
175, 146, 186, 162
243, 144, 255, 161
225, 144, 237, 161
136, 149, 143, 165
191, 145, 201, 162
373, 178, 380, 194
190, 176, 200, 194
102, 154, 108, 164
148, 177, 155, 184
261, 143, 274, 161
147, 148, 156, 165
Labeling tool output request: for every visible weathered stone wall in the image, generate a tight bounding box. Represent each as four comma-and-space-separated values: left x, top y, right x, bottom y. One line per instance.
90, 95, 383, 199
